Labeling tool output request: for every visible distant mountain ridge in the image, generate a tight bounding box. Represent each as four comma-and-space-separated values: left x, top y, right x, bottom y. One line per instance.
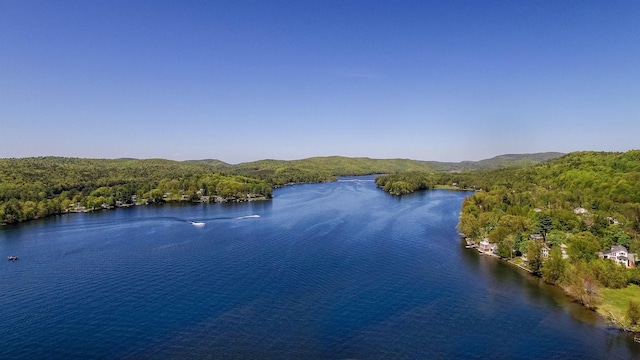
187, 152, 566, 174
423, 152, 566, 172
1, 153, 566, 181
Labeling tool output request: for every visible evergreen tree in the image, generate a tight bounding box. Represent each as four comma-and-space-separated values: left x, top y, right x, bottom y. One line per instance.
537, 214, 553, 241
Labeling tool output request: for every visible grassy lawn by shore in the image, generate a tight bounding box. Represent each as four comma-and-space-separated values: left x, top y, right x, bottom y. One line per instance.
599, 284, 640, 331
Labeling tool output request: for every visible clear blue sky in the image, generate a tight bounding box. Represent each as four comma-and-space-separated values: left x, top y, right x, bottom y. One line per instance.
1, 0, 639, 163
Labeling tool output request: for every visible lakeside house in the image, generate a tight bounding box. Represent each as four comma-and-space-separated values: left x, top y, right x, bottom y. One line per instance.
534, 241, 567, 260
599, 245, 637, 268
529, 234, 544, 241
541, 244, 551, 258
523, 236, 567, 261
478, 238, 497, 254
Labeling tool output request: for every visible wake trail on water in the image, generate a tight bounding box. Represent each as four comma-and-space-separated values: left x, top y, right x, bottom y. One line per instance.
185, 215, 261, 226
61, 215, 261, 229
197, 216, 233, 221
185, 216, 234, 226
234, 215, 261, 220
72, 216, 187, 228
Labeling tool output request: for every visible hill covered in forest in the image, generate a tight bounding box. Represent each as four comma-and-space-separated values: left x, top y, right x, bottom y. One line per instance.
0, 152, 563, 225
0, 157, 272, 224
424, 152, 565, 171
197, 152, 565, 184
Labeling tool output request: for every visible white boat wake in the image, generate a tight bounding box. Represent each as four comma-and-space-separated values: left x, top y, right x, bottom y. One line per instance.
187, 215, 259, 224
235, 215, 260, 220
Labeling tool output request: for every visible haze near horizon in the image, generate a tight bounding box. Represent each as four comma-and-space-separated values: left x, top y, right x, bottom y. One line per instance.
1, 1, 639, 163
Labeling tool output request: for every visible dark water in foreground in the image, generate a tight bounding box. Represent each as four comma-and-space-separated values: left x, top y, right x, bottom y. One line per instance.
1, 177, 638, 359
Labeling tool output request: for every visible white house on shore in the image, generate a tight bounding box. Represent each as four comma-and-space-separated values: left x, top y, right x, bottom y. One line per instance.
600, 245, 636, 268
541, 244, 551, 258
478, 238, 498, 254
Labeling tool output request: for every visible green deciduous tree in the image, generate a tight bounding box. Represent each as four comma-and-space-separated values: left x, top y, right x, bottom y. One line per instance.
590, 259, 628, 289
546, 229, 567, 247
542, 246, 566, 284
567, 232, 599, 263
497, 236, 515, 259
527, 240, 544, 274
564, 262, 601, 309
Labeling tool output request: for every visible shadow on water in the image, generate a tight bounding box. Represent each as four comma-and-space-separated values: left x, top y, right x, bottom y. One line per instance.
459, 239, 608, 329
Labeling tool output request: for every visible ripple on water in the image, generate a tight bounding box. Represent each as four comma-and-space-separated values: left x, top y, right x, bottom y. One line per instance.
1, 185, 638, 359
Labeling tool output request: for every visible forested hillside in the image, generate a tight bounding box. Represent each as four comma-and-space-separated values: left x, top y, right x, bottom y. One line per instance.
0, 152, 567, 225
224, 156, 438, 185
379, 151, 640, 254
0, 157, 272, 224
212, 153, 564, 185
452, 151, 640, 248
424, 152, 565, 171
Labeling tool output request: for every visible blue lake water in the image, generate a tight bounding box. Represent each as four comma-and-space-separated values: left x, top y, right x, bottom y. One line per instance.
1, 177, 638, 359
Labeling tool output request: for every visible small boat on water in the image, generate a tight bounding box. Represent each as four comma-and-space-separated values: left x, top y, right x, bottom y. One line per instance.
190, 221, 205, 226
8, 256, 18, 261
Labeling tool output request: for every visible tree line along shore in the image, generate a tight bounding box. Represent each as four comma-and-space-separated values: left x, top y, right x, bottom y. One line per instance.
0, 153, 562, 225
0, 157, 274, 224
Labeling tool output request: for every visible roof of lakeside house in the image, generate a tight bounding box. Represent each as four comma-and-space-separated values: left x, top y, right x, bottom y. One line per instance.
606, 245, 628, 254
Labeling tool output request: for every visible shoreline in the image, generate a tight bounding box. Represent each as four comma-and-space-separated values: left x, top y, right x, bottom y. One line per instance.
0, 196, 272, 227
463, 239, 639, 333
